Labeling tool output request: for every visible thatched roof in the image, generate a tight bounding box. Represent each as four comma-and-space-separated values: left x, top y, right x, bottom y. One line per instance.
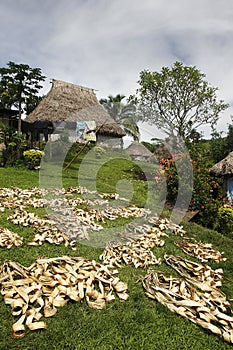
209, 151, 233, 176
126, 142, 154, 157
25, 79, 125, 137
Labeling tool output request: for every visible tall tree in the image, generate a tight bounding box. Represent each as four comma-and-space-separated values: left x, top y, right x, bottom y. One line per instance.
0, 61, 46, 134
132, 61, 229, 141
226, 119, 233, 153
100, 94, 140, 141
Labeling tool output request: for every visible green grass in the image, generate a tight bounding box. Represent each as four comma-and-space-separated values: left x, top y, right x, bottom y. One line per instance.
0, 163, 233, 350
0, 167, 40, 188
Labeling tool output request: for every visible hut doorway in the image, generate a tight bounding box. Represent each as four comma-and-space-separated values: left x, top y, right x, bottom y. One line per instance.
227, 177, 233, 203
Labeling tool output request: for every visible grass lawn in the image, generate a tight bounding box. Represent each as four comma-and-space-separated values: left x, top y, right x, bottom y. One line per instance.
0, 158, 233, 350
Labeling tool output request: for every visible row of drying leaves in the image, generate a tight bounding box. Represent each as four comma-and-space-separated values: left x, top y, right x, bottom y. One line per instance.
0, 186, 231, 344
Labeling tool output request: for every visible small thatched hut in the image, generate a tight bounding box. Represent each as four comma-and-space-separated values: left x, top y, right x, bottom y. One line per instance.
25, 79, 125, 148
209, 151, 233, 203
126, 142, 155, 162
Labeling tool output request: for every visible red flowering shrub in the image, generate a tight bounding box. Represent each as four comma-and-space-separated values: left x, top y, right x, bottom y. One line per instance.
156, 153, 223, 228
191, 160, 223, 227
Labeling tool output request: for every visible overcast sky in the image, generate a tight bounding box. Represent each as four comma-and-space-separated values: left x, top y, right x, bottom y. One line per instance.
1, 0, 233, 141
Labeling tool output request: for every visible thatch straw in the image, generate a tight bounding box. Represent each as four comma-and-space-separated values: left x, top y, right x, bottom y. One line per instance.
209, 151, 233, 176
25, 80, 125, 137
126, 142, 154, 157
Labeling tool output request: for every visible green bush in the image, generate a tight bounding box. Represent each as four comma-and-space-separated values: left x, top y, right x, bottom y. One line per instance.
156, 153, 223, 228
0, 127, 28, 166
23, 149, 44, 169
215, 207, 233, 237
93, 145, 106, 158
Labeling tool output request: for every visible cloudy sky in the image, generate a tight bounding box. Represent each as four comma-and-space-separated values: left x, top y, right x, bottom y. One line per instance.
1, 0, 233, 141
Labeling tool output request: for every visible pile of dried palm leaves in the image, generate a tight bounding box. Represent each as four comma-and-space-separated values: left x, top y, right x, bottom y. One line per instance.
147, 217, 187, 236
0, 256, 128, 338
164, 255, 225, 296
1, 186, 187, 249
28, 226, 77, 249
2, 185, 232, 344
0, 227, 23, 249
142, 270, 233, 344
175, 239, 227, 263
0, 186, 127, 212
0, 187, 44, 211
4, 186, 152, 244
99, 215, 187, 269
8, 209, 52, 228
7, 209, 77, 249
99, 226, 165, 268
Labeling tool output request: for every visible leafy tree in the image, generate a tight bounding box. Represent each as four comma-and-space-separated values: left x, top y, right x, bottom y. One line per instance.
141, 141, 157, 153
100, 94, 140, 141
226, 120, 233, 153
24, 94, 44, 115
0, 61, 46, 134
0, 123, 27, 166
210, 131, 228, 163
209, 120, 233, 163
132, 61, 229, 141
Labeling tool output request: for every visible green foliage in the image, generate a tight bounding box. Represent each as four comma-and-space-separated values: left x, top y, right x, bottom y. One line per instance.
141, 141, 157, 153
209, 131, 228, 163
132, 61, 229, 140
187, 141, 223, 227
0, 124, 28, 166
191, 161, 222, 228
23, 149, 44, 169
155, 153, 193, 204
207, 123, 233, 164
225, 123, 233, 153
215, 207, 233, 237
0, 61, 46, 110
156, 148, 222, 228
92, 145, 106, 158
0, 61, 46, 133
100, 94, 140, 141
24, 94, 44, 115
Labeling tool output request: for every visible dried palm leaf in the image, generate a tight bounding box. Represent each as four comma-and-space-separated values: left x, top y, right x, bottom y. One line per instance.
175, 240, 227, 263
0, 255, 128, 337
142, 270, 233, 344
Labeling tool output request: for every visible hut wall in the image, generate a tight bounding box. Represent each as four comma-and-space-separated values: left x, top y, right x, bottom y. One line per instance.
49, 132, 123, 149
130, 155, 148, 162
227, 176, 233, 203
97, 135, 123, 149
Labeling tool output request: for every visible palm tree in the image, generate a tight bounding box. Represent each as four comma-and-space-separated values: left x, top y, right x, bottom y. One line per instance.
100, 94, 140, 141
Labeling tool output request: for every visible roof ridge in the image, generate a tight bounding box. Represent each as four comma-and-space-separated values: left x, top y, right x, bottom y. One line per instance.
52, 79, 95, 92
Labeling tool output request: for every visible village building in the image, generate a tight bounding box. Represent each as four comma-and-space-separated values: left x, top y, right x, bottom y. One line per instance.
24, 80, 125, 148
126, 141, 155, 162
209, 151, 233, 204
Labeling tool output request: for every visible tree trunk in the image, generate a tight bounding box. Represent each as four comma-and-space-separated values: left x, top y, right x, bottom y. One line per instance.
18, 99, 22, 135
16, 99, 22, 159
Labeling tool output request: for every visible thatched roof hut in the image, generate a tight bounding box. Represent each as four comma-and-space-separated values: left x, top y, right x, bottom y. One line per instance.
209, 151, 233, 203
209, 151, 233, 176
126, 142, 155, 162
25, 79, 125, 138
